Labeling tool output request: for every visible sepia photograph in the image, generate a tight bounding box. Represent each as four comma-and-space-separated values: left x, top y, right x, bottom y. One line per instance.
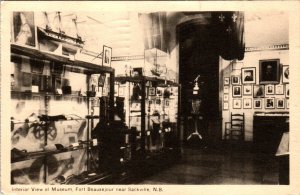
1, 1, 300, 195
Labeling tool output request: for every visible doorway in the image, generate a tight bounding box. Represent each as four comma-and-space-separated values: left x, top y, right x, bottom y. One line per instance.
177, 19, 222, 146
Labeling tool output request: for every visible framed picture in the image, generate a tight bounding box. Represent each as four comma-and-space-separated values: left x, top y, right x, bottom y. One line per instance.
276, 98, 285, 109
224, 77, 230, 85
233, 99, 242, 109
149, 87, 156, 96
224, 86, 229, 94
286, 99, 289, 109
285, 84, 289, 98
243, 85, 252, 96
242, 67, 256, 84
259, 59, 280, 84
282, 65, 289, 83
253, 85, 265, 98
265, 84, 275, 95
223, 102, 229, 110
165, 100, 170, 107
231, 75, 240, 85
98, 73, 106, 87
232, 85, 242, 97
275, 84, 284, 95
243, 98, 252, 109
156, 89, 162, 96
102, 45, 112, 67
224, 94, 229, 101
13, 12, 36, 47
253, 99, 262, 109
265, 97, 275, 109
156, 99, 161, 105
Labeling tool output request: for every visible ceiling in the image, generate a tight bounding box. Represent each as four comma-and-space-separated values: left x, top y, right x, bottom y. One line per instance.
40, 11, 288, 57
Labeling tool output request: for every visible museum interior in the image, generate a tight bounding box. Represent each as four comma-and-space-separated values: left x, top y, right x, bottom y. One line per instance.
10, 11, 290, 185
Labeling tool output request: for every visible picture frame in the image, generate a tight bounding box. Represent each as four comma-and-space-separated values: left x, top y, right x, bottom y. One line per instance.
276, 98, 285, 109
243, 85, 252, 96
253, 99, 262, 109
282, 65, 289, 83
165, 100, 170, 107
224, 86, 229, 94
265, 97, 275, 109
232, 85, 242, 97
233, 99, 242, 109
149, 87, 156, 96
223, 102, 229, 110
102, 45, 112, 67
98, 73, 106, 87
253, 85, 265, 98
285, 84, 289, 98
259, 59, 280, 84
224, 94, 229, 101
265, 84, 275, 95
224, 77, 230, 85
231, 75, 240, 85
243, 98, 252, 109
286, 99, 289, 109
241, 67, 256, 84
275, 84, 284, 95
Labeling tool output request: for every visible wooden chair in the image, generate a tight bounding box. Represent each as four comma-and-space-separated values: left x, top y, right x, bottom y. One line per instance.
225, 113, 245, 141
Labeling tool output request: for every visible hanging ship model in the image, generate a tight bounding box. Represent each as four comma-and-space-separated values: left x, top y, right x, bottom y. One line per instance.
37, 12, 84, 55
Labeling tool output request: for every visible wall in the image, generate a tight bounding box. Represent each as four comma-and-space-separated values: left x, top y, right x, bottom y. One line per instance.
220, 49, 289, 141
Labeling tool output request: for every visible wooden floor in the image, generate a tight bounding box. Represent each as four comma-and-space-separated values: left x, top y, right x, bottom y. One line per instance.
139, 147, 279, 184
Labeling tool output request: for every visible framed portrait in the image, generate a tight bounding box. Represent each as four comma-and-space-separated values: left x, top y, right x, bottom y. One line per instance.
275, 84, 284, 95
265, 84, 275, 95
232, 85, 242, 97
12, 12, 36, 47
282, 65, 289, 83
224, 86, 229, 94
165, 100, 170, 107
231, 75, 240, 85
265, 97, 275, 109
243, 85, 252, 96
253, 99, 262, 109
285, 84, 289, 98
286, 99, 289, 109
98, 73, 106, 87
253, 85, 265, 98
224, 94, 229, 101
259, 59, 280, 84
276, 98, 285, 109
156, 89, 162, 96
224, 77, 230, 85
233, 99, 242, 109
241, 67, 256, 84
102, 45, 112, 67
149, 87, 156, 96
243, 98, 252, 109
223, 102, 229, 110
156, 99, 161, 105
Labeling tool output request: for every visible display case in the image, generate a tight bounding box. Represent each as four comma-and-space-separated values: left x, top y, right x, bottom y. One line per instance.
10, 43, 115, 184
114, 75, 180, 166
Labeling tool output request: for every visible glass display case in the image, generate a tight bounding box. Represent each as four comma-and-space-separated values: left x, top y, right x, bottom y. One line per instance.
10, 43, 115, 184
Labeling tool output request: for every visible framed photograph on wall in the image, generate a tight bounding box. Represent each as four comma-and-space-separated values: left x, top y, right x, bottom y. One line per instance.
224, 94, 229, 101
241, 67, 256, 84
275, 84, 284, 95
285, 84, 289, 98
223, 102, 229, 110
265, 84, 275, 95
253, 85, 265, 98
265, 97, 275, 109
102, 45, 112, 67
243, 98, 252, 109
231, 75, 240, 85
259, 59, 280, 84
276, 98, 285, 109
253, 99, 262, 109
224, 86, 229, 94
232, 85, 242, 97
233, 99, 242, 109
243, 85, 252, 96
224, 77, 230, 85
149, 87, 156, 96
282, 65, 289, 83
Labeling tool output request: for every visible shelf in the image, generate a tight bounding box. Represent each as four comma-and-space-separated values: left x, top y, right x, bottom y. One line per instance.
115, 76, 179, 86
